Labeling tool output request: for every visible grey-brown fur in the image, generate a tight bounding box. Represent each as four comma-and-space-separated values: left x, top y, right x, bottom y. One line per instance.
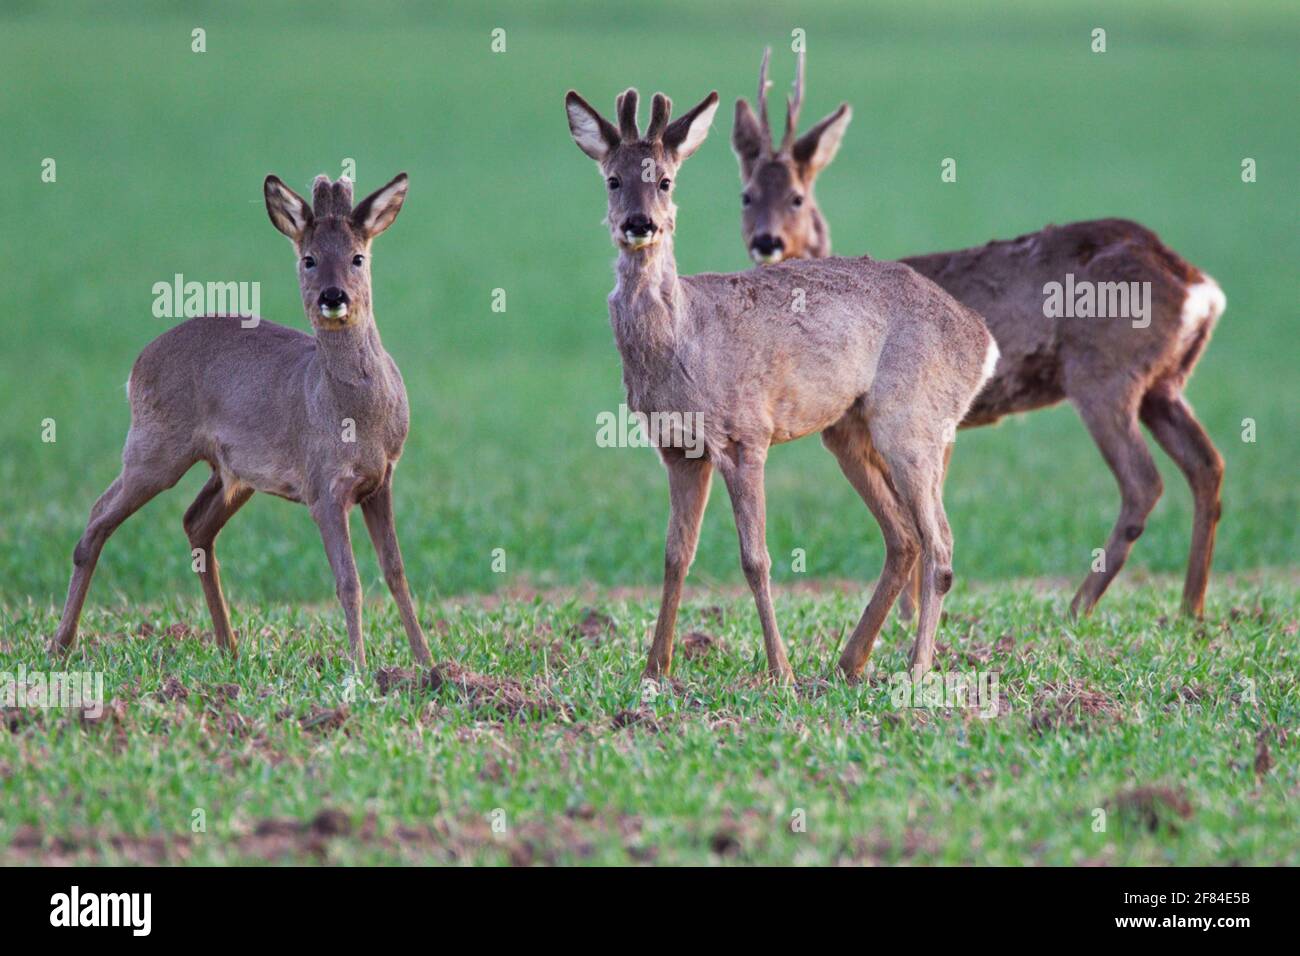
732, 47, 1226, 621
567, 86, 996, 683
51, 173, 431, 669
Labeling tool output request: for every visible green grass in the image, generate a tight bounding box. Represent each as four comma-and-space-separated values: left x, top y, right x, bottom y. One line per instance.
0, 1, 1296, 864
2, 576, 1296, 864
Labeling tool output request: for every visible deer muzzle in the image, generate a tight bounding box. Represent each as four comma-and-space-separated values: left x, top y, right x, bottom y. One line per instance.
318, 287, 350, 321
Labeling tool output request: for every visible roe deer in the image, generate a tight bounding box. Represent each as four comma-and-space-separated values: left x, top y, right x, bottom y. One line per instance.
733, 48, 1226, 621
50, 173, 432, 669
565, 86, 998, 683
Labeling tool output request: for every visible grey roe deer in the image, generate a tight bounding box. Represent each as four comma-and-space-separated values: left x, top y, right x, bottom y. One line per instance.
565, 86, 998, 683
51, 173, 432, 669
732, 48, 1226, 621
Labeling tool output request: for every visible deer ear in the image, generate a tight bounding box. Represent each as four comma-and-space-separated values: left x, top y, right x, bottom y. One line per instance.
792, 104, 852, 177
731, 99, 765, 178
663, 91, 719, 161
566, 90, 619, 162
351, 173, 408, 239
264, 175, 312, 241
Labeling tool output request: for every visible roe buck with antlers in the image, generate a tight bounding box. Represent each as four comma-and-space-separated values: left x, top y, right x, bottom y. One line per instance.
733, 48, 1226, 621
51, 173, 432, 669
565, 85, 998, 682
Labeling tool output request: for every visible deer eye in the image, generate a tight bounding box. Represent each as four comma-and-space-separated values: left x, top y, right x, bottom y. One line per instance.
352, 255, 365, 267
607, 176, 621, 190
302, 255, 316, 269
741, 192, 752, 207
792, 195, 804, 207
658, 178, 671, 192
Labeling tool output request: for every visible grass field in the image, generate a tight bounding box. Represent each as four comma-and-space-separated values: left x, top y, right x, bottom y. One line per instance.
1, 0, 1296, 865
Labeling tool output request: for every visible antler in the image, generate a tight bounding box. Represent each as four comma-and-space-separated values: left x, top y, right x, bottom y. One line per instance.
645, 93, 672, 142
780, 47, 805, 154
311, 174, 354, 217
756, 47, 773, 152
616, 88, 640, 141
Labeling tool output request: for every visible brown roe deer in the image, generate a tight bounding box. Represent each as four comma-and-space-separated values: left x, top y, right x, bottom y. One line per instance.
566, 85, 998, 683
51, 174, 432, 669
732, 48, 1226, 621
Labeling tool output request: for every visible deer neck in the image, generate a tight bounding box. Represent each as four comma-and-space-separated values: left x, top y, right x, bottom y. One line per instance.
610, 235, 681, 367
315, 316, 389, 393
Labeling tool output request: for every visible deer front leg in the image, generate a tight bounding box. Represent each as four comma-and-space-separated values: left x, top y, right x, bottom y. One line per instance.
644, 451, 713, 680
717, 444, 794, 685
311, 498, 367, 669
360, 478, 432, 666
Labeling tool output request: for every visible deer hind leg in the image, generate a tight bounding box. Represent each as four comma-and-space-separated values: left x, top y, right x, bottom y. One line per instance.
1139, 385, 1224, 617
875, 444, 953, 682
51, 449, 192, 655
644, 450, 713, 680
715, 442, 793, 684
896, 443, 952, 624
183, 471, 253, 656
823, 420, 921, 682
1069, 392, 1163, 618
896, 560, 921, 623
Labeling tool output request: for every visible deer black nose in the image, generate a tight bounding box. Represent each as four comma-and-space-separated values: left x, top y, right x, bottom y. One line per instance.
752, 234, 784, 256
621, 215, 657, 237
319, 287, 348, 307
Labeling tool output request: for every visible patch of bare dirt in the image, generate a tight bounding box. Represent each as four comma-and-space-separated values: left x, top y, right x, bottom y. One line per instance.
2, 809, 651, 865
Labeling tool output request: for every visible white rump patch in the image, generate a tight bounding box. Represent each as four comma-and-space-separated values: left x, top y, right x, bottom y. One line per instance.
979, 336, 1001, 387
1181, 275, 1226, 331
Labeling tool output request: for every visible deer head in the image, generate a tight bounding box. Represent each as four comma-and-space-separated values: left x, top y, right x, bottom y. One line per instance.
263, 172, 408, 331
565, 87, 719, 252
732, 48, 851, 264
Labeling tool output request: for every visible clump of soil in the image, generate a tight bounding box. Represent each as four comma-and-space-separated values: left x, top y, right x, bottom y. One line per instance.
156, 676, 189, 702
1030, 679, 1118, 734
679, 631, 717, 661
570, 609, 616, 644
1255, 727, 1276, 781
611, 708, 660, 732
428, 663, 563, 721
378, 662, 563, 722
1109, 786, 1193, 833
300, 704, 350, 733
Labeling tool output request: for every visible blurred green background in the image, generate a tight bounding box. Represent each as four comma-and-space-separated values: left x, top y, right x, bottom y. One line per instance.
1, 0, 1295, 607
